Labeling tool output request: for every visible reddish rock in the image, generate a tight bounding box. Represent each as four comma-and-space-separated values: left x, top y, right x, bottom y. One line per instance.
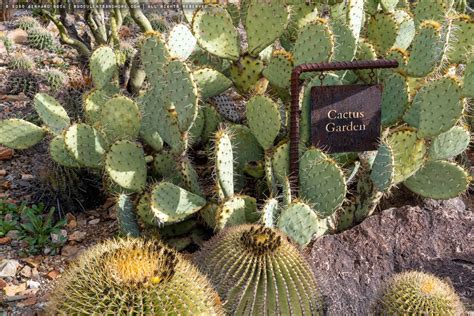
65, 213, 77, 229
69, 231, 87, 242
46, 270, 60, 280
0, 169, 7, 176
17, 296, 37, 307
0, 278, 7, 289
0, 147, 13, 160
61, 244, 79, 257
0, 237, 11, 245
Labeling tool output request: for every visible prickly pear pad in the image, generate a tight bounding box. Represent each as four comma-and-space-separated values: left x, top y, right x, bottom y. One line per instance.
246, 96, 281, 150
370, 143, 395, 192
192, 6, 240, 61
64, 124, 106, 169
214, 130, 234, 200
49, 135, 80, 168
0, 119, 44, 149
404, 161, 470, 199
90, 46, 117, 89
193, 68, 232, 99
34, 93, 70, 134
100, 96, 141, 141
215, 195, 258, 230
150, 182, 206, 224
105, 140, 147, 192
429, 126, 470, 160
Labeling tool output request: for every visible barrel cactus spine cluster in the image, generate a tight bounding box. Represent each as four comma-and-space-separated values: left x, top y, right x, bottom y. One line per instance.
0, 0, 472, 249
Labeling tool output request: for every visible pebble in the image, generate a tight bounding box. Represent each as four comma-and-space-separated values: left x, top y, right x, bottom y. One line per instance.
0, 278, 7, 289
21, 174, 35, 181
69, 231, 87, 242
0, 147, 13, 160
27, 280, 40, 289
6, 28, 28, 44
88, 218, 100, 225
3, 282, 26, 296
0, 259, 19, 278
17, 296, 37, 307
19, 266, 32, 278
61, 244, 79, 257
0, 169, 7, 176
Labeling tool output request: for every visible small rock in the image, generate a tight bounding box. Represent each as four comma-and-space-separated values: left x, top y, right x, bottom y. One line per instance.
61, 244, 79, 257
21, 174, 35, 181
19, 266, 32, 278
3, 283, 27, 296
51, 56, 64, 65
6, 230, 20, 240
46, 270, 60, 280
0, 42, 5, 55
0, 147, 13, 160
17, 296, 37, 307
23, 257, 42, 268
0, 237, 12, 245
0, 278, 7, 289
20, 288, 39, 296
0, 259, 19, 277
0, 169, 7, 176
6, 28, 28, 44
65, 213, 76, 227
88, 218, 100, 225
51, 229, 68, 244
69, 231, 87, 242
27, 280, 40, 289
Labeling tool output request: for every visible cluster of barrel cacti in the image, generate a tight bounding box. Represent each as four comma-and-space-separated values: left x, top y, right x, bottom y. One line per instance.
0, 0, 472, 247
16, 15, 57, 51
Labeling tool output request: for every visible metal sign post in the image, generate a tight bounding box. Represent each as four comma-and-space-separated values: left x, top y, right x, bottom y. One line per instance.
289, 59, 399, 191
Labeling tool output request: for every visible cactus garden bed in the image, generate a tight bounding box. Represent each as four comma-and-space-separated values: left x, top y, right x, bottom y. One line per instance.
0, 1, 473, 315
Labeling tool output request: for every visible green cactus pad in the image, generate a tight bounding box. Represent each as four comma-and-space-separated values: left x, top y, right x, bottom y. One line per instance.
90, 46, 117, 89
280, 2, 318, 50
331, 21, 357, 62
463, 59, 474, 98
370, 143, 395, 192
413, 0, 448, 26
228, 124, 264, 188
214, 130, 234, 200
189, 106, 205, 145
140, 32, 170, 83
64, 124, 106, 168
355, 39, 378, 83
33, 93, 70, 134
245, 0, 288, 56
167, 24, 196, 61
429, 126, 470, 160
215, 195, 258, 230
299, 148, 346, 217
405, 161, 470, 199
375, 271, 464, 315
367, 13, 400, 55
105, 140, 147, 192
192, 6, 240, 61
387, 129, 426, 184
84, 89, 110, 125
293, 19, 334, 66
380, 0, 399, 12
0, 119, 44, 149
149, 182, 206, 224
100, 96, 141, 141
404, 76, 463, 138
115, 194, 140, 237
448, 15, 473, 64
210, 94, 245, 123
178, 158, 203, 196
153, 151, 182, 185
168, 60, 199, 132
392, 10, 415, 50
229, 55, 264, 94
200, 203, 219, 229
262, 50, 293, 89
226, 3, 240, 26
49, 135, 80, 168
193, 68, 232, 99
202, 105, 222, 143
381, 73, 409, 127
261, 198, 278, 228
277, 201, 328, 246
272, 141, 290, 182
406, 21, 443, 78
246, 95, 281, 150
347, 0, 365, 39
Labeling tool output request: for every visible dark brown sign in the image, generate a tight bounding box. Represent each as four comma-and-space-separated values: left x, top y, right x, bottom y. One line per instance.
311, 84, 382, 153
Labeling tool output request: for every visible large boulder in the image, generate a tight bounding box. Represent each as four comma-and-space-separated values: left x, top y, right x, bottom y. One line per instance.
305, 198, 473, 315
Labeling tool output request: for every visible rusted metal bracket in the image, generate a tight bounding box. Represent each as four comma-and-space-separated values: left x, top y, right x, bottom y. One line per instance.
289, 59, 399, 191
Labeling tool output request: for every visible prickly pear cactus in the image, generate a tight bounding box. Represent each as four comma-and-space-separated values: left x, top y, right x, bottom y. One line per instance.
374, 271, 464, 315
48, 238, 224, 315
0, 119, 45, 149
194, 225, 324, 315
